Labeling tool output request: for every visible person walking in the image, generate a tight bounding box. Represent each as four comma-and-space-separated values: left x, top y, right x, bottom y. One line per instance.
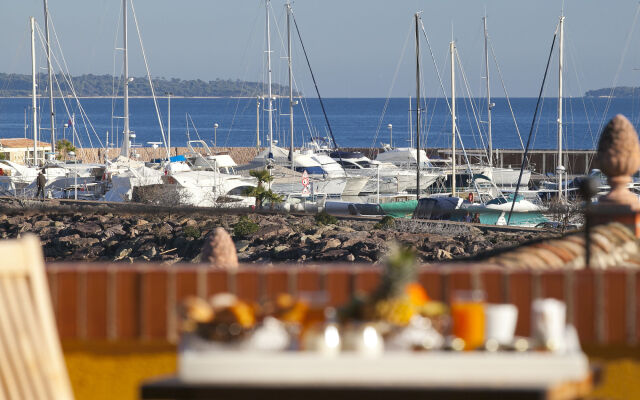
36, 169, 46, 201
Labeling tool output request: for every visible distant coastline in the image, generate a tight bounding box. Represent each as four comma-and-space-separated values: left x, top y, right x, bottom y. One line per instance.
584, 86, 639, 98
0, 73, 300, 98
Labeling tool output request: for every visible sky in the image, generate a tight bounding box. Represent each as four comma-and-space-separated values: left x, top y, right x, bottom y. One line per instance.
2, 0, 640, 98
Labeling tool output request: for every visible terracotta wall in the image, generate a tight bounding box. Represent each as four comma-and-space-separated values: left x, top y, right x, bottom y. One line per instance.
46, 263, 639, 346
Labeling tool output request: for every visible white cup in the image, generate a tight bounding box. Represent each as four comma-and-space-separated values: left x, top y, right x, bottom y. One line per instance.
531, 298, 566, 352
485, 304, 518, 345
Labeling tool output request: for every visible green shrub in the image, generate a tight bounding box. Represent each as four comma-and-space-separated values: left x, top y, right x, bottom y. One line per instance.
374, 216, 395, 230
233, 216, 260, 239
315, 211, 337, 226
184, 225, 201, 239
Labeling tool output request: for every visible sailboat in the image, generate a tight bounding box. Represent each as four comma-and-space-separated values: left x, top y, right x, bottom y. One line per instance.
241, 0, 367, 198
101, 0, 164, 202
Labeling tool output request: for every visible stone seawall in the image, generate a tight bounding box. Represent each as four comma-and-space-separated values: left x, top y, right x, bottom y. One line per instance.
0, 200, 552, 263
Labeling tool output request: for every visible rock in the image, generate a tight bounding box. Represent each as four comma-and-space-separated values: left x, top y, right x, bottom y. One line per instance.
105, 224, 126, 236
317, 248, 350, 260
235, 240, 251, 252
115, 247, 133, 260
435, 249, 453, 260
273, 245, 289, 253
76, 222, 102, 235
322, 238, 341, 251
52, 221, 65, 228
251, 224, 294, 241
345, 253, 355, 262
19, 222, 33, 232
136, 219, 149, 226
58, 234, 80, 244
201, 228, 238, 269
7, 216, 24, 225
33, 220, 51, 229
76, 237, 100, 247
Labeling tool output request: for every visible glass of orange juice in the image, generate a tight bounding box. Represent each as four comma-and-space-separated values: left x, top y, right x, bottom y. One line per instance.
451, 290, 486, 350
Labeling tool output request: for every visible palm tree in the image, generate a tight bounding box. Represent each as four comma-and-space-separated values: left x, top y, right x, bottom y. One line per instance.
245, 169, 281, 208
250, 169, 273, 189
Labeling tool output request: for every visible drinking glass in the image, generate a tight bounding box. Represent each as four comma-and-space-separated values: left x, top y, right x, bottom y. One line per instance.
451, 290, 486, 350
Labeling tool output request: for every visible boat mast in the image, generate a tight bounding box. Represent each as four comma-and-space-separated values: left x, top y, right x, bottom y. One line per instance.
266, 0, 274, 160
30, 17, 38, 167
557, 14, 564, 203
287, 0, 294, 168
415, 13, 421, 201
484, 15, 492, 167
408, 96, 413, 148
256, 96, 260, 148
451, 40, 457, 197
121, 0, 130, 158
43, 0, 55, 158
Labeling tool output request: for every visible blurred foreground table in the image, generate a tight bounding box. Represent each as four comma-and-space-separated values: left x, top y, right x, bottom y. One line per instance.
140, 352, 593, 400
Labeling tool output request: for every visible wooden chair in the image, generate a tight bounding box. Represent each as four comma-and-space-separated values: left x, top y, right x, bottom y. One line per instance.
0, 234, 74, 400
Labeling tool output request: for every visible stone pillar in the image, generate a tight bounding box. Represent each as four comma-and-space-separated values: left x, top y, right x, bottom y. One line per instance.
590, 114, 640, 237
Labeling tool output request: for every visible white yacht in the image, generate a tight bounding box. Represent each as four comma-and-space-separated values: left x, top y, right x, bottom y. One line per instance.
159, 141, 257, 208
241, 145, 354, 197
329, 150, 415, 194
374, 147, 442, 193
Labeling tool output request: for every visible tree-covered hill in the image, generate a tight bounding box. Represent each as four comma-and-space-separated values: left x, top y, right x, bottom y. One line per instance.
0, 73, 299, 97
585, 86, 638, 98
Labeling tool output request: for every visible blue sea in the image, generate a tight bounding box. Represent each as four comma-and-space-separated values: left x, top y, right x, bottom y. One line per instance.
0, 96, 636, 151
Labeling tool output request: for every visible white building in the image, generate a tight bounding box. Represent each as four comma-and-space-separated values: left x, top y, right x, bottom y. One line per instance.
0, 138, 52, 165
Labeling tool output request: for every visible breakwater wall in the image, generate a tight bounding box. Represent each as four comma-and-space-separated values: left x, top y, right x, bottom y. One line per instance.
74, 147, 596, 176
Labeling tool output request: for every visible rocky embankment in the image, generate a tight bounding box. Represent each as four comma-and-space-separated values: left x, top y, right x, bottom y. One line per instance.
0, 205, 557, 263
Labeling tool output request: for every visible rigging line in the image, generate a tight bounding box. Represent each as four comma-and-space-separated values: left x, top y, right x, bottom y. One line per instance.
130, 0, 170, 160
110, 0, 123, 151
187, 113, 204, 143
224, 6, 264, 146
47, 16, 107, 151
488, 40, 524, 150
222, 4, 262, 147
290, 11, 339, 150
596, 3, 640, 136
566, 40, 596, 150
455, 48, 489, 161
508, 31, 557, 225
36, 23, 102, 150
419, 18, 461, 151
370, 20, 412, 148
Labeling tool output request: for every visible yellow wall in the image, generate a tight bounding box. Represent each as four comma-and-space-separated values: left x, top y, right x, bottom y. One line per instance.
63, 341, 176, 400
63, 341, 640, 400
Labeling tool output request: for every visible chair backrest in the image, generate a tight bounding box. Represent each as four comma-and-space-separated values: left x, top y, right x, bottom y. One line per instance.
0, 234, 74, 400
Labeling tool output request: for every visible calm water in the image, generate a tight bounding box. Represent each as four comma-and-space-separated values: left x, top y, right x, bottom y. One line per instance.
0, 96, 637, 151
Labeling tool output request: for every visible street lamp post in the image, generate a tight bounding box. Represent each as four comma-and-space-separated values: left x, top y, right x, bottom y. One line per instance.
387, 123, 393, 147
68, 150, 77, 200
63, 122, 68, 141
376, 163, 380, 204
166, 92, 173, 153
214, 123, 219, 147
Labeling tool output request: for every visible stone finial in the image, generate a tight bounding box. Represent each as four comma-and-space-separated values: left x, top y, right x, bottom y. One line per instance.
596, 114, 640, 208
201, 227, 238, 269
